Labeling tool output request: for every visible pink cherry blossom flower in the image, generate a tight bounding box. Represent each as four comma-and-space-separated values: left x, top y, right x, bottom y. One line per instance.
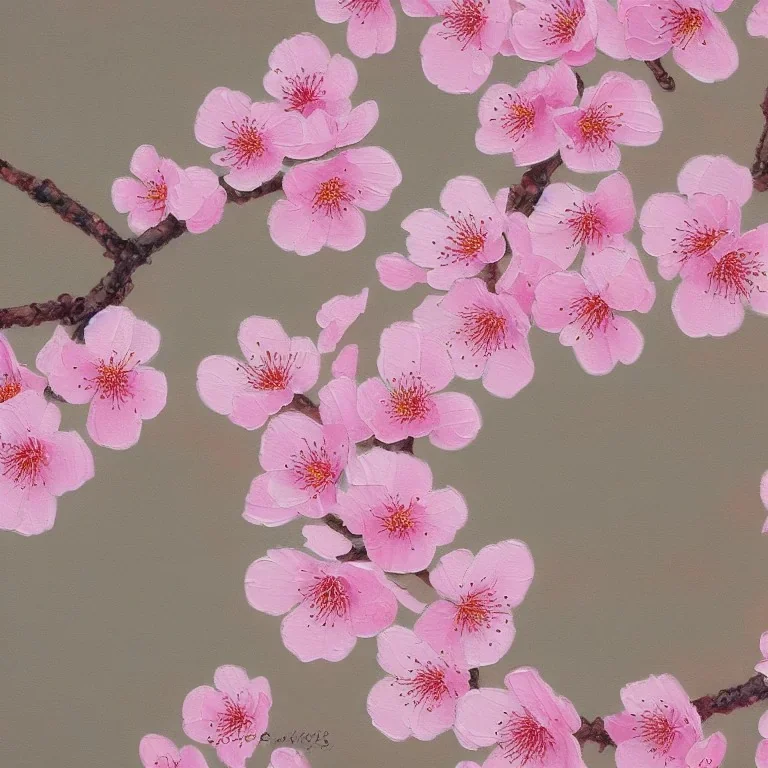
318, 375, 373, 443
749, 0, 768, 37
510, 0, 598, 65
414, 540, 534, 667
264, 33, 358, 118
357, 321, 482, 449
315, 0, 397, 59
245, 547, 398, 662
413, 0, 513, 94
183, 166, 227, 234
476, 61, 579, 165
316, 287, 369, 353
528, 172, 635, 268
454, 667, 587, 767
243, 412, 349, 526
336, 447, 468, 573
0, 391, 93, 536
402, 176, 507, 290
376, 252, 429, 291
111, 145, 203, 235
414, 280, 535, 398
139, 735, 209, 768
685, 732, 726, 768
604, 674, 711, 768
268, 147, 401, 256
554, 71, 662, 173
268, 748, 312, 768
367, 624, 471, 741
761, 470, 768, 535
194, 88, 307, 192
759, 711, 768, 768
0, 333, 46, 404
670, 225, 768, 338
37, 306, 167, 450
182, 665, 271, 768
532, 247, 656, 375
618, 0, 738, 83
197, 317, 320, 431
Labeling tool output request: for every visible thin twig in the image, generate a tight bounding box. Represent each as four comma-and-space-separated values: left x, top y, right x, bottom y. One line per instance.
752, 86, 768, 192
645, 59, 676, 92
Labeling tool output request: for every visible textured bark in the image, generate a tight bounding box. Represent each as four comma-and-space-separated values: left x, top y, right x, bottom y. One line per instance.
645, 59, 676, 92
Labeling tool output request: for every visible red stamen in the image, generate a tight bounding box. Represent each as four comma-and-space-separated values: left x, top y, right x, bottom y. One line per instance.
312, 177, 352, 218
222, 119, 266, 169
1, 437, 49, 488
458, 305, 508, 357
384, 374, 433, 424
441, 214, 488, 265
301, 574, 350, 625
540, 0, 585, 46
498, 709, 555, 764
440, 0, 488, 49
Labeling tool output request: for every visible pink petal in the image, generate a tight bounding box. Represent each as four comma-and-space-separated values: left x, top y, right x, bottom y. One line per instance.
335, 101, 380, 148
671, 274, 745, 338
429, 548, 474, 600
376, 252, 428, 291
685, 732, 726, 768
429, 391, 481, 450
12, 486, 58, 536
243, 474, 300, 527
130, 144, 162, 182
194, 87, 251, 148
454, 688, 510, 749
281, 601, 357, 662
196, 355, 249, 417
420, 24, 494, 95
316, 288, 369, 353
532, 271, 588, 332
244, 548, 313, 615
133, 367, 167, 420
378, 321, 454, 390
86, 394, 143, 450
139, 735, 181, 768
302, 524, 353, 558
318, 376, 373, 443
44, 431, 95, 496
331, 344, 359, 378
111, 177, 146, 214
677, 155, 753, 207
268, 748, 312, 768
671, 10, 737, 83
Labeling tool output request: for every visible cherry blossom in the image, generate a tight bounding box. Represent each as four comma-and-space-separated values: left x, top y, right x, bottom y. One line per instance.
376, 252, 429, 291
182, 665, 271, 768
749, 0, 768, 37
670, 224, 768, 338
0, 332, 45, 404
685, 732, 727, 768
194, 88, 307, 192
243, 411, 349, 526
357, 321, 482, 449
414, 539, 533, 667
37, 306, 167, 450
604, 673, 722, 768
0, 391, 93, 536
454, 667, 587, 768
268, 147, 402, 256
413, 280, 535, 398
244, 547, 398, 662
316, 287, 369, 353
533, 247, 655, 375
336, 447, 468, 572
111, 145, 203, 235
367, 624, 471, 741
618, 0, 738, 83
402, 176, 507, 290
527, 172, 635, 268
197, 317, 320, 431
318, 374, 373, 443
315, 0, 397, 59
761, 470, 768, 535
476, 62, 578, 165
139, 735, 209, 768
554, 71, 662, 173
183, 166, 227, 234
268, 748, 312, 768
759, 711, 768, 768
510, 0, 599, 65
407, 0, 513, 94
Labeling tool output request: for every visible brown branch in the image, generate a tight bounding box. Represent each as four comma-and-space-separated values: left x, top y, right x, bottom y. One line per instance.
0, 159, 284, 331
752, 86, 768, 192
505, 153, 564, 217
645, 59, 676, 92
0, 159, 128, 259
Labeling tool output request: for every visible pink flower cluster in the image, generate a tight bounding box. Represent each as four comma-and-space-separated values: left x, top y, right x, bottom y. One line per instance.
0, 307, 166, 536
640, 154, 767, 338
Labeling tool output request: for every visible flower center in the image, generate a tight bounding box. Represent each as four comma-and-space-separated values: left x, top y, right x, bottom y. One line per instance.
222, 119, 266, 169
312, 177, 352, 218
245, 351, 296, 391
662, 6, 704, 48
290, 440, 339, 497
673, 222, 728, 264
569, 294, 613, 338
454, 584, 504, 632
565, 202, 605, 246
576, 103, 623, 150
637, 710, 679, 755
500, 97, 537, 141
341, 0, 380, 16
379, 497, 417, 537
541, 0, 585, 46
707, 250, 768, 302
498, 709, 555, 764
440, 0, 488, 49
302, 574, 350, 625
91, 352, 135, 406
397, 663, 449, 711
213, 696, 256, 746
442, 214, 488, 265
458, 305, 508, 357
1, 437, 49, 489
0, 374, 22, 403
142, 180, 168, 211
385, 375, 433, 424
283, 73, 326, 114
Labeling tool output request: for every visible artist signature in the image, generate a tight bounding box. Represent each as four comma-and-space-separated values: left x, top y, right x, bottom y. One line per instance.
259, 729, 333, 751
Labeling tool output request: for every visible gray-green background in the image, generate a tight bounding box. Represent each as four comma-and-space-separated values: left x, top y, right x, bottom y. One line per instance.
2, 2, 767, 766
